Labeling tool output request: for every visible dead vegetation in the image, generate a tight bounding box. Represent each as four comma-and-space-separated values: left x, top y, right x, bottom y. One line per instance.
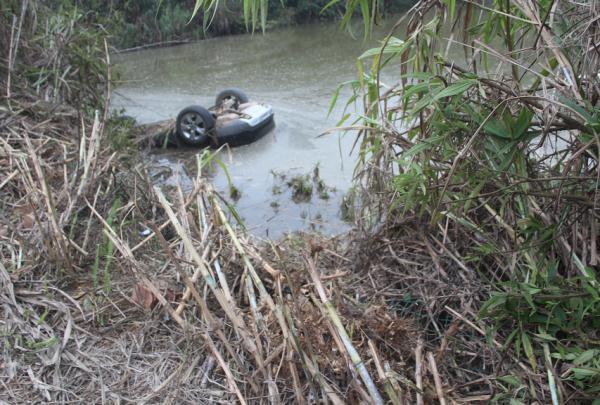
1, 0, 599, 404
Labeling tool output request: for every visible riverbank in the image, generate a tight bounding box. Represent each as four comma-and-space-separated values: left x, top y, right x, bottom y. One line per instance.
78, 0, 416, 51
0, 89, 498, 402
0, 7, 498, 402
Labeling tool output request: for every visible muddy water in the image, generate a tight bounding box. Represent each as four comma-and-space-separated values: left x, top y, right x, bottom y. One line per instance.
112, 22, 396, 239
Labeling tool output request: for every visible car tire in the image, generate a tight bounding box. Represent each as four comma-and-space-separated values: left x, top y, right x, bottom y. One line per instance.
176, 105, 215, 147
215, 88, 249, 109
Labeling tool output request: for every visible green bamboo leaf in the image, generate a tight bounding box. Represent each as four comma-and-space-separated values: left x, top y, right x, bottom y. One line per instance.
328, 87, 342, 116
359, 0, 370, 40
521, 332, 537, 371
357, 59, 365, 89
480, 293, 507, 316
403, 82, 439, 101
411, 80, 476, 113
243, 0, 251, 29
573, 350, 598, 366
484, 119, 511, 139
359, 37, 408, 59
572, 368, 600, 379
497, 375, 522, 387
190, 0, 205, 22
444, 0, 456, 20
533, 331, 556, 341
340, 0, 356, 31
321, 0, 341, 13
260, 0, 267, 33
335, 113, 351, 127
513, 108, 533, 140
402, 136, 444, 158
433, 80, 477, 99
559, 96, 594, 123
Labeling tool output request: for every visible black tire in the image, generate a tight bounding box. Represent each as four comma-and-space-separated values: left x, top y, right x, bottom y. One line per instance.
215, 88, 249, 109
176, 105, 215, 147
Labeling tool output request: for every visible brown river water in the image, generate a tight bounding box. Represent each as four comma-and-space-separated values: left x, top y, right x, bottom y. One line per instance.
111, 21, 397, 239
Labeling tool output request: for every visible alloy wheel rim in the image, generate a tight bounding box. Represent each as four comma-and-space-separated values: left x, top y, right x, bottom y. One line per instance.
181, 112, 206, 140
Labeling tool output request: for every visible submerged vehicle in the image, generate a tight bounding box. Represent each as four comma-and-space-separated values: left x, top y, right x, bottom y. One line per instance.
176, 88, 275, 148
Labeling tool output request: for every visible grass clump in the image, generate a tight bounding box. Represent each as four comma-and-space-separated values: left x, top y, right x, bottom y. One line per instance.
228, 185, 241, 201
340, 187, 357, 222
106, 114, 136, 151
287, 174, 313, 202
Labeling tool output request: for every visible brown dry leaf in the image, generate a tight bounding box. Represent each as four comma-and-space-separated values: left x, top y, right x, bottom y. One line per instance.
132, 283, 157, 310
21, 213, 35, 229
15, 204, 37, 229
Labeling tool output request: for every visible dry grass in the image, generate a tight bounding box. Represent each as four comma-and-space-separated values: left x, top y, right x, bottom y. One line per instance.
0, 102, 530, 403
2, 1, 598, 404
0, 82, 518, 402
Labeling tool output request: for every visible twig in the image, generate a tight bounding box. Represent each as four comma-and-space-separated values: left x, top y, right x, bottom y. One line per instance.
415, 339, 424, 405
369, 340, 402, 405
427, 352, 447, 405
115, 39, 192, 53
7, 15, 16, 99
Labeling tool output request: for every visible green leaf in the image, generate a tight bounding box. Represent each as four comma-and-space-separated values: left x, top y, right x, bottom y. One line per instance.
411, 80, 477, 114
573, 350, 598, 366
533, 331, 556, 341
359, 37, 408, 59
402, 136, 444, 158
260, 0, 268, 33
559, 96, 594, 123
497, 375, 522, 387
191, 0, 205, 22
513, 108, 533, 140
243, 0, 251, 28
521, 332, 537, 371
484, 118, 511, 139
321, 0, 341, 13
403, 81, 440, 101
572, 367, 600, 379
503, 328, 519, 350
480, 293, 507, 316
444, 0, 456, 20
359, 0, 370, 40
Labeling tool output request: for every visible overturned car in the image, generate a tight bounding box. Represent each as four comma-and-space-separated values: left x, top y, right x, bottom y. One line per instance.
175, 88, 275, 148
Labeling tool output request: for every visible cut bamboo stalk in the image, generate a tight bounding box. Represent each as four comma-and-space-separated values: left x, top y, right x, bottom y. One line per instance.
282, 301, 344, 404
24, 133, 73, 272
152, 223, 261, 395
427, 352, 446, 405
173, 244, 211, 316
369, 340, 402, 405
311, 292, 372, 404
0, 170, 18, 190
304, 255, 384, 405
415, 339, 424, 405
213, 199, 290, 339
89, 197, 250, 402
287, 350, 306, 405
153, 187, 267, 373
